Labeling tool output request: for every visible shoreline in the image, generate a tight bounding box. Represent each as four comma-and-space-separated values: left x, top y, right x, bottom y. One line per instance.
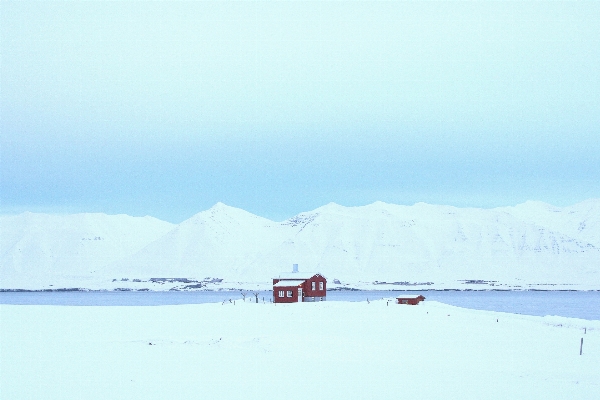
3, 290, 599, 322
2, 287, 600, 293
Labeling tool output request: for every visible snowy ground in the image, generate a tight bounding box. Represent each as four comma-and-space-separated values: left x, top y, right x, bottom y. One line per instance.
5, 276, 600, 292
1, 300, 599, 399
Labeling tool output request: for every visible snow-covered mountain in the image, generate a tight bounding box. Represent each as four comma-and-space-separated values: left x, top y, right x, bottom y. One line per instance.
2, 200, 600, 289
266, 201, 600, 284
0, 212, 174, 288
108, 202, 288, 279
497, 200, 600, 249
85, 200, 600, 288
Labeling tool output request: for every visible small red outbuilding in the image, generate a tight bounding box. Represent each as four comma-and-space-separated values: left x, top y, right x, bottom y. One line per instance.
396, 295, 425, 305
273, 273, 326, 303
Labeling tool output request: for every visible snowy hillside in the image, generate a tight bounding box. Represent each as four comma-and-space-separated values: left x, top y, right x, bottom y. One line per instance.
0, 212, 174, 288
2, 200, 600, 290
108, 202, 289, 279
269, 201, 600, 285
109, 200, 600, 289
498, 200, 600, 248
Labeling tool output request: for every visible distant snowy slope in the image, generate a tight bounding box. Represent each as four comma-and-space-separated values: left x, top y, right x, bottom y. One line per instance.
0, 212, 174, 287
497, 199, 600, 248
2, 200, 600, 289
262, 201, 600, 283
110, 200, 600, 286
108, 203, 288, 279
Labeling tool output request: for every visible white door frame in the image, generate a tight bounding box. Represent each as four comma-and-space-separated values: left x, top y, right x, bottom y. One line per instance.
298, 287, 302, 302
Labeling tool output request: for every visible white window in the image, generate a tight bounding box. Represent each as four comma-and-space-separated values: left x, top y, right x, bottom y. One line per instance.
311, 282, 316, 290
319, 282, 324, 290
278, 290, 284, 297
286, 290, 293, 298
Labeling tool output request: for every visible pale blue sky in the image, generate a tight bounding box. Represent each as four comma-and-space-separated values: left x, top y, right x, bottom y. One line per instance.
2, 1, 599, 223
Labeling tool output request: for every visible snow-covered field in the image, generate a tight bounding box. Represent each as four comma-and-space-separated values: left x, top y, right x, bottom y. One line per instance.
2, 300, 598, 399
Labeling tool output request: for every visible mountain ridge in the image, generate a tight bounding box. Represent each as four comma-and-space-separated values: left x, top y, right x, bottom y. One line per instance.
2, 200, 600, 289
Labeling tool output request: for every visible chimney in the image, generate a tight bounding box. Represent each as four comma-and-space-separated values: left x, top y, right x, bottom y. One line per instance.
292, 263, 298, 273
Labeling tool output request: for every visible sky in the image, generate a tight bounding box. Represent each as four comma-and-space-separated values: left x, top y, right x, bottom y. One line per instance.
2, 1, 599, 223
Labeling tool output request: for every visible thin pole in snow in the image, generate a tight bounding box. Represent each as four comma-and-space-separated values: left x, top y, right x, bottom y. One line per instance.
580, 338, 584, 355
584, 327, 587, 334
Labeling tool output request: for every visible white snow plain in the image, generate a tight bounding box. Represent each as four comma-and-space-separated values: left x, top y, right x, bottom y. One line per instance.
1, 299, 598, 399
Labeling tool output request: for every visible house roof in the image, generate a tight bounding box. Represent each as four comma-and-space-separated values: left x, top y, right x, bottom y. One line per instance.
276, 272, 323, 280
273, 280, 306, 287
396, 295, 425, 299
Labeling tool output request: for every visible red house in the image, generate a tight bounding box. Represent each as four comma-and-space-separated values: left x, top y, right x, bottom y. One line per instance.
396, 295, 425, 305
273, 273, 327, 303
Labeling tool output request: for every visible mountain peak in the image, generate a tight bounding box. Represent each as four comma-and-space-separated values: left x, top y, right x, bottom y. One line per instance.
210, 202, 228, 209
182, 203, 276, 226
206, 202, 247, 215
313, 202, 347, 214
